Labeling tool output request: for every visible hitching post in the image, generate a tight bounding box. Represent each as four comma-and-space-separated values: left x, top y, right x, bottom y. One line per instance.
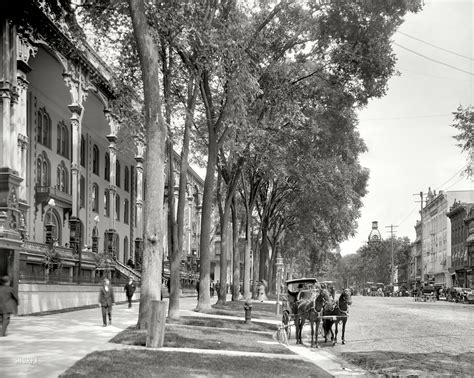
275, 252, 284, 315
146, 300, 167, 348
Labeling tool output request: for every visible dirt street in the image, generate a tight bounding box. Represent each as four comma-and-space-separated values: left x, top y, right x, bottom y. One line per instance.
299, 295, 474, 375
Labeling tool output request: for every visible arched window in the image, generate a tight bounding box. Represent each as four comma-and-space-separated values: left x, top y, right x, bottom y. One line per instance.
80, 175, 85, 208
92, 183, 99, 212
116, 194, 120, 221
56, 124, 61, 154
37, 108, 51, 148
105, 152, 110, 181
124, 166, 130, 192
36, 152, 50, 187
61, 124, 68, 158
55, 122, 69, 157
104, 189, 110, 217
116, 160, 121, 187
93, 145, 99, 175
124, 199, 129, 224
56, 161, 68, 193
36, 159, 42, 186
44, 209, 61, 245
124, 236, 129, 263
80, 135, 86, 167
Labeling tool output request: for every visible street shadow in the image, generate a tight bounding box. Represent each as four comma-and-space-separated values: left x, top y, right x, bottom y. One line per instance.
340, 350, 474, 376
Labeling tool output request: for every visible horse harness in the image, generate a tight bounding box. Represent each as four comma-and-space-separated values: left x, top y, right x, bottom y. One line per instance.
297, 292, 332, 318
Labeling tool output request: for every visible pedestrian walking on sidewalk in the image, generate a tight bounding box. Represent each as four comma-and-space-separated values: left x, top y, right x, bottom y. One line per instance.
124, 278, 136, 308
98, 278, 115, 326
0, 275, 19, 337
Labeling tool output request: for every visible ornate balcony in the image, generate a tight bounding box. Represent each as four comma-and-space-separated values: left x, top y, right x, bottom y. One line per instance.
35, 186, 72, 209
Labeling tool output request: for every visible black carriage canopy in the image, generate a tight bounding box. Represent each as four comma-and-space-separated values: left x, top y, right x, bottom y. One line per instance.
285, 278, 320, 298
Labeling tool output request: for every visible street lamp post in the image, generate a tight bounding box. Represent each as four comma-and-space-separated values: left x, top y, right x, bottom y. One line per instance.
45, 199, 56, 247
275, 251, 284, 315
92, 216, 100, 253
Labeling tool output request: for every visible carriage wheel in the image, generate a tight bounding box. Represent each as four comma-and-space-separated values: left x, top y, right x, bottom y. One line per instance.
282, 311, 291, 339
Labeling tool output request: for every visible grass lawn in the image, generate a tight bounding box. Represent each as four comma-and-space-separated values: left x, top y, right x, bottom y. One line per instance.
60, 349, 320, 378
167, 315, 277, 332
111, 316, 290, 355
207, 299, 281, 321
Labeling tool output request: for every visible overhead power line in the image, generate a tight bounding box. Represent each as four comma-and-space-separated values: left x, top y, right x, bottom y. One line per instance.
397, 165, 468, 227
435, 164, 468, 191
396, 205, 418, 227
397, 31, 474, 61
393, 43, 474, 76
444, 175, 468, 191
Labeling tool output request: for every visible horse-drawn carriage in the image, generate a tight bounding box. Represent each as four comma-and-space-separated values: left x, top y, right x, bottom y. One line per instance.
414, 283, 436, 302
281, 277, 319, 339
279, 277, 352, 347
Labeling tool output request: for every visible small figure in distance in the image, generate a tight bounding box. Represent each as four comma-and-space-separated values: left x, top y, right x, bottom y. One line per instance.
126, 258, 135, 269
124, 277, 136, 308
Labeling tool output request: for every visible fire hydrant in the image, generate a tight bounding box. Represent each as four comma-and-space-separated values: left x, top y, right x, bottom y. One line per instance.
244, 301, 252, 324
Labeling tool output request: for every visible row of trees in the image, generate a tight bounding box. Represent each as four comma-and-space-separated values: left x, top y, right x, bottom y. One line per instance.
25, 0, 423, 327
324, 237, 412, 291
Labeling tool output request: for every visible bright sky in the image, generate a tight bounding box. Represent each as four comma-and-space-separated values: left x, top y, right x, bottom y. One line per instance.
339, 0, 474, 255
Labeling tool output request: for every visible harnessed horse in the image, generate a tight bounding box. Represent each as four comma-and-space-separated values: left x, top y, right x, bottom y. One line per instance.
295, 289, 334, 348
323, 288, 352, 345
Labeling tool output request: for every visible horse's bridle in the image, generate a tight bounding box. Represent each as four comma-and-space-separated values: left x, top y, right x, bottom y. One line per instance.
315, 290, 334, 313
338, 290, 352, 314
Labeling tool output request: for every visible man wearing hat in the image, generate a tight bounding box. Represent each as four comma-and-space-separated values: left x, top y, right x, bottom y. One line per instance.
124, 277, 136, 308
98, 278, 115, 326
0, 276, 19, 336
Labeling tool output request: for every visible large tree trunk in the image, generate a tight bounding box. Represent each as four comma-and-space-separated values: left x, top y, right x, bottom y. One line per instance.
128, 0, 166, 329
252, 228, 261, 299
171, 78, 197, 319
243, 207, 251, 300
177, 79, 197, 260
217, 195, 231, 304
268, 242, 276, 295
168, 141, 181, 319
162, 44, 181, 320
196, 121, 217, 311
259, 225, 269, 281
231, 197, 240, 301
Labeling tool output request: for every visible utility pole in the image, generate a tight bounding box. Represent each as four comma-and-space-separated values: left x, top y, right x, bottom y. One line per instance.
413, 191, 426, 283
385, 224, 398, 286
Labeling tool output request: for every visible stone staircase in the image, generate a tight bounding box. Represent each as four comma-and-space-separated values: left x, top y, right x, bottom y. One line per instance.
114, 259, 141, 282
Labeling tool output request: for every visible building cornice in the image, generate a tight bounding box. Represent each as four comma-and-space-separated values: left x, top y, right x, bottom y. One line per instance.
19, 6, 118, 99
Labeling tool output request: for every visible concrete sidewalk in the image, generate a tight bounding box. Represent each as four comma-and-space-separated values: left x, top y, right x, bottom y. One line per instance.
0, 302, 140, 378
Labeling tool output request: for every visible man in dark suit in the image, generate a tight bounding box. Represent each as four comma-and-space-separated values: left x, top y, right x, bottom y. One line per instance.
0, 275, 19, 336
124, 278, 136, 308
98, 278, 115, 327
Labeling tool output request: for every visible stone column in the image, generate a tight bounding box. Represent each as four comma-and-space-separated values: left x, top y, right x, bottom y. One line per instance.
0, 23, 25, 294
107, 134, 117, 230
13, 34, 35, 182
134, 138, 145, 266
0, 19, 14, 168
63, 68, 88, 254
187, 194, 193, 256
104, 110, 120, 231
